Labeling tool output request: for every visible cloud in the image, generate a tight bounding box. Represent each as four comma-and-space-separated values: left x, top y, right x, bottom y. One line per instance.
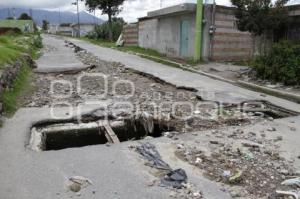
0, 0, 77, 9
0, 0, 299, 22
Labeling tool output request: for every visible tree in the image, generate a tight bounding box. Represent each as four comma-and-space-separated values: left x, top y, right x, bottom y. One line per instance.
87, 17, 125, 41
42, 20, 49, 31
18, 13, 32, 20
231, 0, 289, 54
85, 0, 125, 41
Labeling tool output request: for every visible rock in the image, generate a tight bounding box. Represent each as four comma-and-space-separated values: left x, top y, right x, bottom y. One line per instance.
230, 190, 241, 198
210, 140, 219, 145
177, 144, 185, 150
274, 136, 283, 142
267, 127, 276, 132
290, 127, 296, 131
195, 157, 202, 164
279, 169, 289, 175
69, 182, 81, 192
242, 141, 261, 148
193, 191, 202, 198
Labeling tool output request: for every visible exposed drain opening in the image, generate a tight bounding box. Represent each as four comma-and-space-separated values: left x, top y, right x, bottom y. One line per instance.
45, 128, 108, 151
29, 116, 173, 151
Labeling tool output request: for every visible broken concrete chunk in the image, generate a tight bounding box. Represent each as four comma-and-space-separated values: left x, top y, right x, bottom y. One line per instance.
281, 177, 300, 187
242, 141, 261, 148
267, 127, 276, 132
276, 190, 299, 199
210, 140, 219, 145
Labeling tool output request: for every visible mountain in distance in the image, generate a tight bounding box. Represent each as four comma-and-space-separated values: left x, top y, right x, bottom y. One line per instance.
0, 8, 104, 26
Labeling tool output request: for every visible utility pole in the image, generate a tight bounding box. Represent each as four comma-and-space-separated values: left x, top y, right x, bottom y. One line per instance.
194, 0, 204, 62
72, 0, 82, 37
59, 8, 61, 25
94, 10, 96, 28
160, 0, 163, 8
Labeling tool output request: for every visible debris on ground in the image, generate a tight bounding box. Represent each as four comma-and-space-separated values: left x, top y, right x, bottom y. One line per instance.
135, 142, 171, 171
276, 190, 299, 199
136, 142, 187, 188
67, 176, 93, 193
174, 128, 296, 198
161, 169, 187, 189
281, 177, 300, 187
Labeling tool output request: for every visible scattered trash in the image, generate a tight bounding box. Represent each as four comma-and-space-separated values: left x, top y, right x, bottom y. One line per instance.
244, 152, 255, 161
136, 143, 188, 189
161, 169, 187, 189
229, 170, 243, 184
222, 170, 231, 178
276, 190, 299, 199
136, 142, 171, 170
281, 177, 300, 187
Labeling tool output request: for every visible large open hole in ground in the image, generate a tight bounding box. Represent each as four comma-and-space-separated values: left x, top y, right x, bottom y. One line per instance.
29, 117, 174, 151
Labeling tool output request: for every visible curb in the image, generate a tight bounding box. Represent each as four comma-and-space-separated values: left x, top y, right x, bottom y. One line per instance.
237, 81, 300, 104
133, 53, 300, 104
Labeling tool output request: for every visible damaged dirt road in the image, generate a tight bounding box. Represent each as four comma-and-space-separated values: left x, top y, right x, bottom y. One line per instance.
0, 34, 300, 199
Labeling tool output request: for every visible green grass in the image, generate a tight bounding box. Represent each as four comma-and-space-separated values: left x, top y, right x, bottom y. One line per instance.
0, 33, 42, 116
81, 38, 201, 68
0, 35, 24, 67
2, 65, 32, 115
0, 34, 28, 67
0, 34, 42, 68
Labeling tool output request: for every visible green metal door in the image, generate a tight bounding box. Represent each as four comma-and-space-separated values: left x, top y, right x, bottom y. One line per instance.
180, 20, 189, 57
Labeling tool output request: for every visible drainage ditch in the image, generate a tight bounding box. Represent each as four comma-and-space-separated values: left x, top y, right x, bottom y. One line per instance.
29, 115, 174, 151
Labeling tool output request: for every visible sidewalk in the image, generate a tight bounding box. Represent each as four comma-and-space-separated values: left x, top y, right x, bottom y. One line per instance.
67, 37, 300, 112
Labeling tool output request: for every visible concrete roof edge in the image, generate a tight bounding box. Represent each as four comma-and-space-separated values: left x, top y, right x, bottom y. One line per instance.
147, 3, 197, 18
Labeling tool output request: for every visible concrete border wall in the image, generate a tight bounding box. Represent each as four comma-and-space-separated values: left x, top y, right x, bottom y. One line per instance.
123, 23, 138, 46
211, 6, 253, 62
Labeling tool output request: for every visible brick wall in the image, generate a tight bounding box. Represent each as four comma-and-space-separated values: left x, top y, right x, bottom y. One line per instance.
123, 23, 138, 46
211, 6, 253, 62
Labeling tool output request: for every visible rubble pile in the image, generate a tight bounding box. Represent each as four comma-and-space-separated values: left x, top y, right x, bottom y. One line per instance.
175, 127, 299, 198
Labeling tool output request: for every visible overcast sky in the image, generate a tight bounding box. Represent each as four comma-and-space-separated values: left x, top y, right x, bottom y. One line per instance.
0, 0, 299, 22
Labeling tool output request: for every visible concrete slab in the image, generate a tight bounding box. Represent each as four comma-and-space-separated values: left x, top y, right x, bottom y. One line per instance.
0, 107, 231, 199
67, 37, 300, 112
36, 35, 89, 73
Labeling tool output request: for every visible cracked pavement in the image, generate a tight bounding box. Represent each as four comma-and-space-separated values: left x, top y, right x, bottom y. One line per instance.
0, 34, 299, 199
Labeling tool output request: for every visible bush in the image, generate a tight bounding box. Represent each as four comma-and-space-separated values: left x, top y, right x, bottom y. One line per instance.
252, 41, 300, 85
86, 18, 124, 41
32, 34, 43, 49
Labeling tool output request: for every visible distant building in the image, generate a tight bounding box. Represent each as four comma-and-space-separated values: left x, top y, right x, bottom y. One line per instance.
71, 23, 95, 37
0, 19, 34, 34
127, 3, 300, 62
